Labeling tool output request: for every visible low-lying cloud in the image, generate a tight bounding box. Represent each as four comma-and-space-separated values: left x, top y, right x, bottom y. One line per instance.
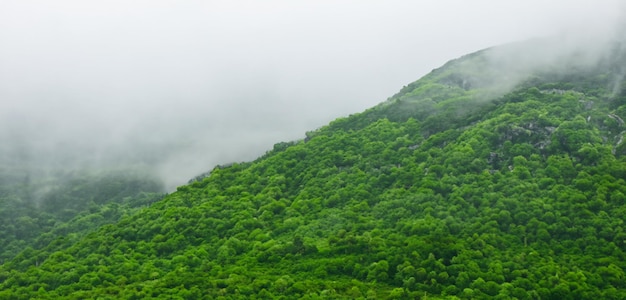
0, 0, 622, 190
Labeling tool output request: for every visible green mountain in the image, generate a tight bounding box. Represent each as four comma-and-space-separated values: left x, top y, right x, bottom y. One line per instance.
0, 169, 165, 263
2, 36, 626, 299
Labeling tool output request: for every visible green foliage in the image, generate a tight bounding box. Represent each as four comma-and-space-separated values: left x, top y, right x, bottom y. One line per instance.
0, 170, 164, 263
3, 41, 626, 299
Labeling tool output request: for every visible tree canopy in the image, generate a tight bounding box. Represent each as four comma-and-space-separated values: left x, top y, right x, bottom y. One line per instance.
2, 39, 626, 299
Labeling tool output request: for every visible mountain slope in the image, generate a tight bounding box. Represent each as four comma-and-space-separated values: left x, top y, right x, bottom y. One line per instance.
0, 170, 164, 263
2, 37, 626, 299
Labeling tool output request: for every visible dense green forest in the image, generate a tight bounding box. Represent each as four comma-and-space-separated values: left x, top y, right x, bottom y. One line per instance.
0, 170, 164, 263
1, 38, 626, 299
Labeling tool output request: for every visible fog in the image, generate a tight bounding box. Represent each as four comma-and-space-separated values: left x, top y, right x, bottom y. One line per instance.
0, 0, 622, 190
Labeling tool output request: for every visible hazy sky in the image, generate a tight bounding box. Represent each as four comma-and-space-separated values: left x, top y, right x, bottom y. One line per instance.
0, 0, 622, 189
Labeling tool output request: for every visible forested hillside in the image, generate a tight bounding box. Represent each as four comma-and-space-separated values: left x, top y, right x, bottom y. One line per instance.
0, 170, 164, 263
1, 38, 626, 299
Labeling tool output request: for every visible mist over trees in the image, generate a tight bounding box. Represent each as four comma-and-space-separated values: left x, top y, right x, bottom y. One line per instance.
0, 1, 625, 298
1, 34, 626, 297
1, 1, 622, 190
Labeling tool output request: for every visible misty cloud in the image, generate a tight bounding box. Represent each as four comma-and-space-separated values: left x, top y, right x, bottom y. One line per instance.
477, 27, 625, 94
0, 0, 622, 190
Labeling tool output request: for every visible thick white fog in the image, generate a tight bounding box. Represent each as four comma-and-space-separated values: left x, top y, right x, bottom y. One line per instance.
0, 0, 622, 190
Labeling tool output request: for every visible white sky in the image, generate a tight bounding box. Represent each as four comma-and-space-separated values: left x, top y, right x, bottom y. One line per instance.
0, 0, 622, 189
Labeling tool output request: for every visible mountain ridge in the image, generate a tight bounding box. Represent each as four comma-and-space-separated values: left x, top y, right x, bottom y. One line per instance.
1, 36, 626, 299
